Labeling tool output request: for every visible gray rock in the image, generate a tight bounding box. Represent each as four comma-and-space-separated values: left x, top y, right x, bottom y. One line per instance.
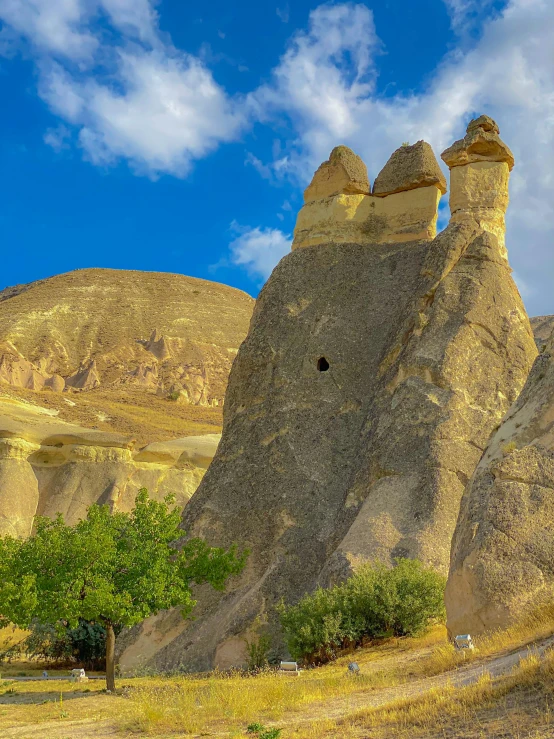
373, 140, 447, 196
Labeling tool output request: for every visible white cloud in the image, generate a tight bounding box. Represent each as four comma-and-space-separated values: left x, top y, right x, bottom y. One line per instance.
99, 0, 160, 43
0, 0, 98, 60
0, 0, 161, 58
249, 0, 554, 315
43, 123, 72, 151
40, 50, 244, 176
442, 0, 497, 32
0, 0, 245, 177
276, 4, 289, 23
228, 223, 292, 281
251, 3, 379, 152
245, 151, 274, 181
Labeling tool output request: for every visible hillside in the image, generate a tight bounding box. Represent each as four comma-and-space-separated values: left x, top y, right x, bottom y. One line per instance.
0, 268, 254, 537
0, 269, 254, 444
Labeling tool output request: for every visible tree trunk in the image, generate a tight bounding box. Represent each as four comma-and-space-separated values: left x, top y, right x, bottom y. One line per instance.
105, 622, 116, 692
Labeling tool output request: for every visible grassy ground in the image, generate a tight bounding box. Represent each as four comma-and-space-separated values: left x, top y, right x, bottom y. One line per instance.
2, 611, 554, 739
1, 385, 223, 445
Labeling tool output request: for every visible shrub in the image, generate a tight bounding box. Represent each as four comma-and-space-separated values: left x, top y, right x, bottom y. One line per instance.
16, 618, 111, 670
245, 634, 272, 671
278, 559, 446, 663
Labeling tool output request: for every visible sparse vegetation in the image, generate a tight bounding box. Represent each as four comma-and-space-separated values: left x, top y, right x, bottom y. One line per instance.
245, 633, 272, 671
278, 559, 446, 663
9, 618, 110, 670
1, 611, 554, 738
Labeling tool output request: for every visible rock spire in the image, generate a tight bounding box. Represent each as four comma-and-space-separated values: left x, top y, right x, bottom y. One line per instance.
119, 118, 537, 674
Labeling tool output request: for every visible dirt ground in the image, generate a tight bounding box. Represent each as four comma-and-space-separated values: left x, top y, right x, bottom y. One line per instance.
1, 632, 553, 738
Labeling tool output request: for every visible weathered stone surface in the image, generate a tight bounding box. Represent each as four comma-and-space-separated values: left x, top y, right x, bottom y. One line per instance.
293, 187, 442, 249
373, 141, 447, 197
531, 315, 554, 350
442, 118, 513, 260
441, 116, 514, 170
119, 122, 536, 672
446, 332, 554, 637
294, 142, 446, 250
0, 268, 253, 423
304, 146, 370, 203
0, 394, 220, 537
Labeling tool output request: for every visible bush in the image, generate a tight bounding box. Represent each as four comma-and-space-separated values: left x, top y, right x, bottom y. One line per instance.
245, 634, 272, 671
18, 618, 110, 670
278, 559, 446, 663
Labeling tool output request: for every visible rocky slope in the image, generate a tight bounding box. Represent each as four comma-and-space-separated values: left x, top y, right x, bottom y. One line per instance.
530, 315, 554, 350
0, 269, 253, 537
118, 117, 537, 673
446, 327, 554, 637
0, 393, 221, 538
0, 268, 253, 411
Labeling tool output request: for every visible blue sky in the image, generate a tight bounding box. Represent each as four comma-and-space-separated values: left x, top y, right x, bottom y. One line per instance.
0, 0, 553, 315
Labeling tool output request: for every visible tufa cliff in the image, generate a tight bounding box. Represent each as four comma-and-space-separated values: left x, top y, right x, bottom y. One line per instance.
446, 326, 554, 637
119, 117, 537, 673
0, 392, 220, 538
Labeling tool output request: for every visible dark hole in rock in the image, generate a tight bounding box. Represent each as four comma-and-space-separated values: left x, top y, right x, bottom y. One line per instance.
317, 357, 330, 372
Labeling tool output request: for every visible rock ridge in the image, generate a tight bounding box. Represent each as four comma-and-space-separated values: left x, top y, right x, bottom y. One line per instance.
119, 117, 537, 673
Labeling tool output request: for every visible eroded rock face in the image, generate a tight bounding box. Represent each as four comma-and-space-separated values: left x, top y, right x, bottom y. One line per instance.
120, 117, 537, 673
446, 333, 554, 637
293, 145, 442, 249
303, 145, 371, 202
0, 395, 221, 537
373, 140, 447, 197
0, 268, 253, 408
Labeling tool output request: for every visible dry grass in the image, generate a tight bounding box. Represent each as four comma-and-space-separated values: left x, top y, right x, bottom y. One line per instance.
2, 385, 223, 445
296, 645, 554, 738
2, 610, 554, 739
124, 665, 400, 735
408, 600, 554, 680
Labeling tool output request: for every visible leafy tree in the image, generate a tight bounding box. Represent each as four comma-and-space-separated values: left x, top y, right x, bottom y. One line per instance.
0, 489, 247, 690
279, 559, 446, 663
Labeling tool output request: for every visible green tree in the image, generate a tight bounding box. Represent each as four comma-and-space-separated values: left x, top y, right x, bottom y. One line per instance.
0, 489, 246, 691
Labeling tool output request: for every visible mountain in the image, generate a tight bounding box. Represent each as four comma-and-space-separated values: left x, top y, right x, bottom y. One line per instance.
0, 268, 254, 445
0, 268, 254, 537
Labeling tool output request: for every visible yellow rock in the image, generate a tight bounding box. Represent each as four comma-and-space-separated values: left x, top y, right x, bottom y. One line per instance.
303, 145, 370, 203
293, 186, 442, 249
449, 161, 510, 258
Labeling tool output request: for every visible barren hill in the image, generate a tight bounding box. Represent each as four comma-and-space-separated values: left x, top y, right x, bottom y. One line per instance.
0, 269, 254, 444
0, 269, 253, 537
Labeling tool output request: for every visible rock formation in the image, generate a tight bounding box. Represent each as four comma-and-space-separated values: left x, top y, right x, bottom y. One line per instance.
530, 315, 554, 351
0, 268, 253, 538
0, 268, 253, 409
0, 394, 220, 538
446, 329, 554, 637
118, 118, 537, 673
